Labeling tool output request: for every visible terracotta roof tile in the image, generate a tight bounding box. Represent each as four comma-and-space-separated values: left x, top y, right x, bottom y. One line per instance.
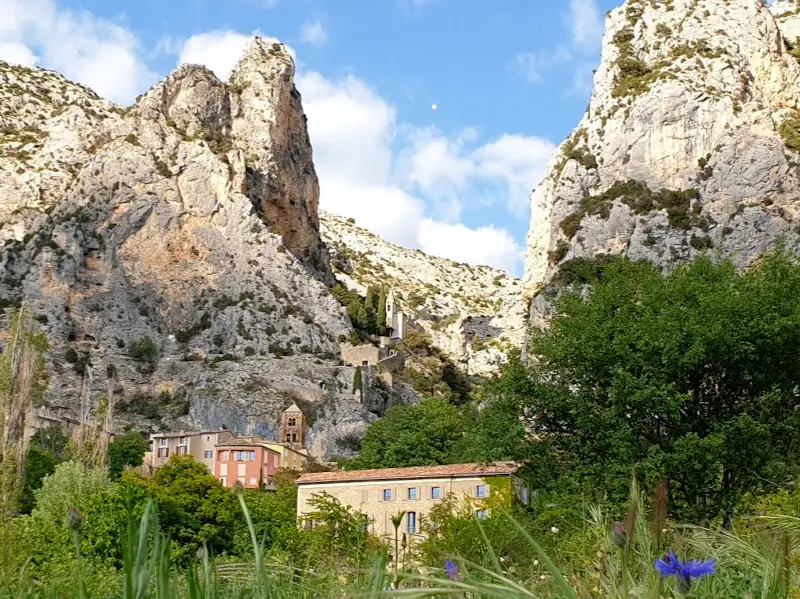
296, 462, 517, 485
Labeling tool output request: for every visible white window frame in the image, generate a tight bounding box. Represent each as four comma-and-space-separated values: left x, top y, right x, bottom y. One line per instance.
476, 485, 487, 498
407, 512, 416, 534
408, 487, 417, 500
382, 489, 392, 501
431, 486, 441, 499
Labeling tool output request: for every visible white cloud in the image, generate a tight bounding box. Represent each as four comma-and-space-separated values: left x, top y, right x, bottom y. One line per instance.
512, 46, 571, 84
298, 68, 550, 273
400, 128, 556, 218
0, 41, 37, 66
569, 0, 604, 52
300, 20, 327, 46
472, 134, 557, 215
419, 221, 523, 273
0, 0, 157, 104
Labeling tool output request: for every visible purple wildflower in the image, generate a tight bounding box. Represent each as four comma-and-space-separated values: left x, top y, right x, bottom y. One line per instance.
655, 549, 715, 594
445, 559, 460, 581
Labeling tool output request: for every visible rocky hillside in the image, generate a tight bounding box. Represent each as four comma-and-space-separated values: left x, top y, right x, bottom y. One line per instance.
0, 39, 402, 459
321, 212, 526, 375
523, 0, 800, 322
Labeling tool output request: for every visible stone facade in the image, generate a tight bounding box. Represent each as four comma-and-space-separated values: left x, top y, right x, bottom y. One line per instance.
277, 402, 306, 450
296, 462, 519, 546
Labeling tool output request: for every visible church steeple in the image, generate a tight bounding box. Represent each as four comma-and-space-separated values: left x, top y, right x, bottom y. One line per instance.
278, 403, 306, 449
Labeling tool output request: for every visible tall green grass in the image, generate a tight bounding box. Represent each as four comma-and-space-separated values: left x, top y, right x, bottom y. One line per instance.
4, 482, 799, 598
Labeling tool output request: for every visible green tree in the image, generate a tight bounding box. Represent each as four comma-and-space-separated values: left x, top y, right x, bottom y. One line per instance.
352, 366, 363, 398
515, 250, 800, 523
19, 428, 70, 514
364, 286, 378, 331
108, 432, 148, 479
232, 472, 299, 558
124, 455, 238, 564
301, 491, 382, 566
377, 287, 388, 336
0, 306, 49, 522
351, 398, 468, 469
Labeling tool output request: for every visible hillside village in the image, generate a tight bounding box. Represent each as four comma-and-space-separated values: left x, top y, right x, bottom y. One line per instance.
7, 0, 800, 596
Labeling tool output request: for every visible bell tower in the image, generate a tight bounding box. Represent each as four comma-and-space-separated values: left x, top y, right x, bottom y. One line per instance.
278, 403, 306, 449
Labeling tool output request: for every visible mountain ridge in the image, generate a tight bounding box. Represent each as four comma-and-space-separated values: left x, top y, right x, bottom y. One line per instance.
522, 0, 800, 323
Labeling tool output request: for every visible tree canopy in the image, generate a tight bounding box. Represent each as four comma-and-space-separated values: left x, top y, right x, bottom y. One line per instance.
350, 398, 468, 469
108, 432, 148, 479
474, 251, 800, 523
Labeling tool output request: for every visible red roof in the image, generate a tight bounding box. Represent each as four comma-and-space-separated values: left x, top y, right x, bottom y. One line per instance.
296, 461, 517, 485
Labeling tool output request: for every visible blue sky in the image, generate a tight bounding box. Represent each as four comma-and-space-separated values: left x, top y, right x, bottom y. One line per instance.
1, 0, 621, 274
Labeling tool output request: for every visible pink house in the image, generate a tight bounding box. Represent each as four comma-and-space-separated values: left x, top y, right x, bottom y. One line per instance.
215, 441, 282, 489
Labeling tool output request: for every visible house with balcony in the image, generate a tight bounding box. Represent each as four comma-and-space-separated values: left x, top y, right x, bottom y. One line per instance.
295, 462, 521, 546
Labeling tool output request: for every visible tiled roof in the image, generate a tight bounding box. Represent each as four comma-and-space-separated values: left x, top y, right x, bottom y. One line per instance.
150, 430, 227, 439
296, 462, 517, 485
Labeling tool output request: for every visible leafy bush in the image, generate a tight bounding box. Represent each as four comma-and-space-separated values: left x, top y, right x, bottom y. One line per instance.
780, 115, 800, 150
128, 337, 158, 362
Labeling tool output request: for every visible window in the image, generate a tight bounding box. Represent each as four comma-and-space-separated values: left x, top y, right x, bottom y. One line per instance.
236, 451, 245, 461
407, 512, 416, 534
204, 451, 212, 459
408, 488, 417, 500
157, 447, 169, 458
177, 446, 187, 455
292, 433, 297, 442
219, 450, 229, 461
476, 509, 489, 520
285, 434, 291, 443
179, 437, 186, 445
288, 417, 296, 426
238, 476, 246, 486
304, 519, 313, 531
383, 489, 392, 501
249, 451, 256, 462
206, 436, 211, 442
431, 487, 441, 499
476, 485, 487, 498
160, 438, 167, 447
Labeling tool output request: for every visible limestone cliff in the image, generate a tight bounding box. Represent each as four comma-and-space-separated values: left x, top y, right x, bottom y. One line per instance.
0, 39, 393, 459
321, 212, 526, 375
523, 0, 800, 321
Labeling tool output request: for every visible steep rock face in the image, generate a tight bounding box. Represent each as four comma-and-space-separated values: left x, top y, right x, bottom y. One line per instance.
321, 212, 527, 375
523, 0, 800, 318
0, 39, 396, 459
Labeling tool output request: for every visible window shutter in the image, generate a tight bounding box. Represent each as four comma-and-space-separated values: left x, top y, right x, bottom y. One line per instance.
394, 487, 399, 501
378, 490, 383, 502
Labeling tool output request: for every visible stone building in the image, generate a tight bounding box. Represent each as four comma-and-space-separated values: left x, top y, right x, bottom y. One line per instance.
296, 462, 521, 548
278, 402, 306, 449
148, 429, 235, 472
215, 440, 282, 489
